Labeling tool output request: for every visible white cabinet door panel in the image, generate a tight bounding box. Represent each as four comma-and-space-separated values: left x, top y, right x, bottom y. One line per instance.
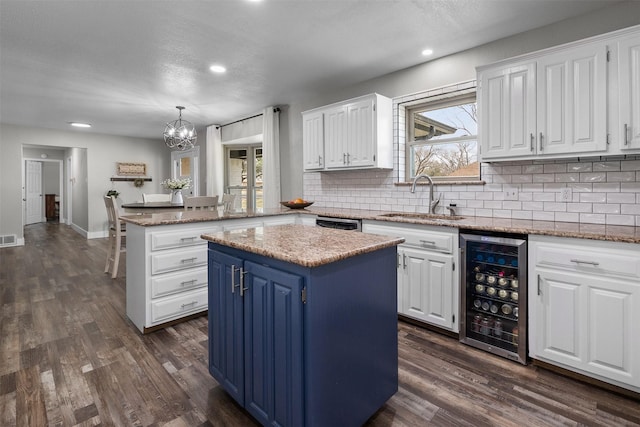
480, 63, 536, 160
346, 98, 375, 168
537, 44, 607, 155
324, 107, 347, 169
302, 111, 324, 170
619, 34, 640, 150
588, 283, 638, 386
538, 271, 583, 364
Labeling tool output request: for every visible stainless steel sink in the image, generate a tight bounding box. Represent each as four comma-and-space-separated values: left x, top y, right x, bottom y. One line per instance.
378, 212, 466, 221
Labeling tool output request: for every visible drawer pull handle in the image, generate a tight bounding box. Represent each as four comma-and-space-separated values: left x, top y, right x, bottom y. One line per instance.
180, 279, 198, 286
180, 236, 198, 242
180, 257, 198, 263
180, 301, 198, 309
420, 239, 436, 246
570, 259, 599, 267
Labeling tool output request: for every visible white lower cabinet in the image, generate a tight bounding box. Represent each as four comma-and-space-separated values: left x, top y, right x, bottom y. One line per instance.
126, 214, 298, 333
529, 235, 640, 392
363, 221, 459, 332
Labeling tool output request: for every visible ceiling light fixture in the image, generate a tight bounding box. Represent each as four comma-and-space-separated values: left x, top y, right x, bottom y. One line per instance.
209, 64, 227, 73
69, 122, 91, 128
163, 106, 197, 151
422, 49, 434, 56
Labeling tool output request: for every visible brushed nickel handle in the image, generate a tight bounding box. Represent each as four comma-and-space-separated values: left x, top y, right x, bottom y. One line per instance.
624, 123, 629, 145
420, 239, 436, 247
537, 274, 541, 296
231, 265, 237, 293
180, 257, 197, 263
180, 236, 197, 242
239, 269, 248, 297
318, 155, 323, 166
180, 279, 198, 286
346, 153, 350, 164
530, 133, 535, 151
570, 259, 600, 267
343, 153, 347, 164
402, 253, 407, 269
539, 132, 544, 151
180, 301, 197, 309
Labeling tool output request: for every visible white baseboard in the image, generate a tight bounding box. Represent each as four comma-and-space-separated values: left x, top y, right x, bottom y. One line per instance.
71, 223, 88, 238
88, 230, 108, 239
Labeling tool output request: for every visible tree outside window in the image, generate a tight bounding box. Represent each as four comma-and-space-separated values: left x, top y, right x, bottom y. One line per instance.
406, 94, 479, 181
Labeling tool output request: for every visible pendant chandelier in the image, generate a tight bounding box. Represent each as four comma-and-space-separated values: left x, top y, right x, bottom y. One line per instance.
163, 106, 197, 150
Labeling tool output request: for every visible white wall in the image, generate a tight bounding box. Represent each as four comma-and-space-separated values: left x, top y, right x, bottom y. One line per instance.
283, 1, 640, 201
0, 123, 171, 241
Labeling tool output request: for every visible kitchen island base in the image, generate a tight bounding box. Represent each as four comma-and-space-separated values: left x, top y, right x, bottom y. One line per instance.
208, 242, 399, 427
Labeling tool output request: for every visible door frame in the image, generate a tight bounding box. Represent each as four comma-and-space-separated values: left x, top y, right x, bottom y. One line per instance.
22, 157, 64, 227
171, 146, 200, 196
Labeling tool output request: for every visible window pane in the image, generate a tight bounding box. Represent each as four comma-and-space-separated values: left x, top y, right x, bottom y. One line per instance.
412, 103, 477, 141
407, 95, 478, 180
410, 140, 479, 178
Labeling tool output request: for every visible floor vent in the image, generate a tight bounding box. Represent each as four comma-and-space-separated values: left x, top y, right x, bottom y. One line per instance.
0, 234, 17, 247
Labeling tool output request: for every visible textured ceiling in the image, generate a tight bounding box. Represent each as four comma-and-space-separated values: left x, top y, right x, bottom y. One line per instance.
0, 0, 619, 140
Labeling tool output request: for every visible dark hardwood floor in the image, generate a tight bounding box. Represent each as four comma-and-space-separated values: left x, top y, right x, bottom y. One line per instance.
1, 222, 639, 426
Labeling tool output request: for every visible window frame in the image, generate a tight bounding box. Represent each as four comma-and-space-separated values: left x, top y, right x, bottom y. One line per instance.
403, 90, 479, 182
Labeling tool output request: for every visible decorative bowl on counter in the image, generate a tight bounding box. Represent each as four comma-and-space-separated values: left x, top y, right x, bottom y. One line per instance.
280, 200, 314, 209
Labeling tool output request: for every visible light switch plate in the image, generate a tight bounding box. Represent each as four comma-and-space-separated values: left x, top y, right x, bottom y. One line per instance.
504, 189, 518, 201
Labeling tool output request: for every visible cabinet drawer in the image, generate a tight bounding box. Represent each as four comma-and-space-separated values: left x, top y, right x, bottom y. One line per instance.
364, 222, 454, 253
151, 288, 207, 323
151, 266, 208, 298
151, 227, 220, 251
535, 243, 640, 279
151, 247, 208, 275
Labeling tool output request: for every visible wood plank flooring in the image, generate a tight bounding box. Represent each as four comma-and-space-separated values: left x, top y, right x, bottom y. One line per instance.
1, 222, 639, 426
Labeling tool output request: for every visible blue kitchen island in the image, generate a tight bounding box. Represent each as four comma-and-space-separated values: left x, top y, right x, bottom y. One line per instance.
202, 224, 404, 427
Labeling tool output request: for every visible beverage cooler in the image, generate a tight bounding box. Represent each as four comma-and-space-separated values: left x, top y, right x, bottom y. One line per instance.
459, 232, 527, 364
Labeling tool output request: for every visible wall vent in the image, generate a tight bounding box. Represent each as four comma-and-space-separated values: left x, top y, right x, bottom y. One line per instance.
0, 234, 17, 247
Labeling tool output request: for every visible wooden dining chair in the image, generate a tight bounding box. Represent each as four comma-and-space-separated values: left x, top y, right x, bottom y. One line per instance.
220, 194, 237, 212
142, 193, 171, 203
183, 195, 219, 211
104, 195, 126, 278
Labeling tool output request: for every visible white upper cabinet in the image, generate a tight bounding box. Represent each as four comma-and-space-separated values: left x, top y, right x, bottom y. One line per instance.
302, 111, 325, 170
479, 39, 608, 161
302, 93, 393, 171
537, 43, 607, 155
480, 62, 537, 159
618, 32, 640, 150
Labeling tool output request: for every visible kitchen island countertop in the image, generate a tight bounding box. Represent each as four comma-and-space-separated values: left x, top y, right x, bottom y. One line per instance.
201, 223, 404, 268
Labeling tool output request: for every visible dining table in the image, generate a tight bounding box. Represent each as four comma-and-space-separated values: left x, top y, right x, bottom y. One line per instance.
121, 201, 185, 214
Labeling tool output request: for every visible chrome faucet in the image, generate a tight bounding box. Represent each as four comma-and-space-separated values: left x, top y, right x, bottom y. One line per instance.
410, 174, 440, 214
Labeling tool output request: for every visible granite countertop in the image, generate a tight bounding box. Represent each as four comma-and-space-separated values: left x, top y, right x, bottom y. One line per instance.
119, 208, 291, 226
119, 205, 640, 244
201, 224, 405, 268
304, 207, 640, 244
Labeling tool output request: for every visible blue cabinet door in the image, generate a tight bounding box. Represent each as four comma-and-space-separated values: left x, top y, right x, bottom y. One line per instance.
243, 261, 304, 427
208, 249, 245, 404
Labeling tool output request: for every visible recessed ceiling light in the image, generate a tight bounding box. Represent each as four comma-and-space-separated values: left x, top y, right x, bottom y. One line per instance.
209, 65, 227, 73
422, 49, 433, 56
69, 122, 91, 128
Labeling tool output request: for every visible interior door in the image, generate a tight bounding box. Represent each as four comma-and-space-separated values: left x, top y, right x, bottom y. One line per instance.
25, 160, 43, 225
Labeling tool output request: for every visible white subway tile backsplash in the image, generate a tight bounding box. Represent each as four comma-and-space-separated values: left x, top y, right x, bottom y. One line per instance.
605, 215, 635, 226
580, 193, 607, 203
606, 171, 636, 182
579, 213, 606, 224
593, 161, 621, 172
580, 172, 607, 182
593, 203, 620, 214
305, 100, 639, 226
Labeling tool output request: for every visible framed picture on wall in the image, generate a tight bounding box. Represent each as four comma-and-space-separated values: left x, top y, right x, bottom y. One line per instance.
117, 162, 147, 176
